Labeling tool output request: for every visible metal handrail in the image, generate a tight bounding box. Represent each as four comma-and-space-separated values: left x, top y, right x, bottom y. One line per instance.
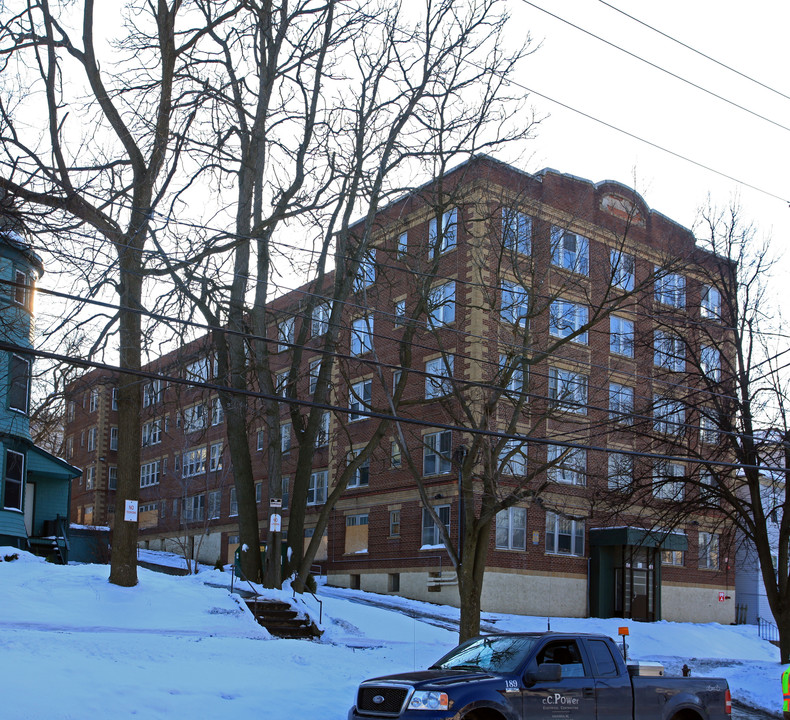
758, 616, 780, 643
294, 585, 323, 625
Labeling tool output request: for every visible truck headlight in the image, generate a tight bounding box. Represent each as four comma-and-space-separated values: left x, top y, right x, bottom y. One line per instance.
408, 691, 449, 711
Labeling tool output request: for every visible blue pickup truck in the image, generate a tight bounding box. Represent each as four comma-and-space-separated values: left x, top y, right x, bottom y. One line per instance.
348, 631, 731, 720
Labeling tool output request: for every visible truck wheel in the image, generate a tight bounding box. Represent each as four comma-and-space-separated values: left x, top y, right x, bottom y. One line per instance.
462, 710, 506, 720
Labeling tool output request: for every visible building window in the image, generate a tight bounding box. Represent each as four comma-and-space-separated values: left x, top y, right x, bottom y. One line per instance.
256, 430, 265, 451
211, 397, 224, 426
551, 227, 589, 275
14, 269, 29, 308
8, 354, 30, 413
110, 426, 119, 451
208, 490, 221, 520
4, 450, 25, 510
108, 466, 117, 490
498, 439, 528, 476
549, 299, 588, 344
281, 422, 291, 454
548, 367, 588, 414
698, 531, 720, 569
275, 370, 292, 398
142, 379, 162, 408
308, 470, 327, 505
311, 302, 330, 337
428, 281, 455, 328
182, 448, 207, 478
89, 388, 99, 413
140, 460, 161, 488
65, 436, 74, 460
423, 430, 452, 476
425, 355, 453, 399
546, 512, 584, 556
662, 547, 685, 566
496, 506, 527, 550
654, 330, 685, 372
141, 420, 162, 447
348, 450, 370, 488
185, 357, 210, 383
229, 487, 238, 516
349, 379, 372, 422
653, 395, 685, 437
701, 285, 721, 320
653, 461, 685, 500
308, 358, 322, 395
429, 207, 457, 258
389, 509, 401, 537
315, 411, 330, 448
700, 414, 720, 445
394, 299, 406, 328
281, 477, 289, 509
391, 440, 402, 468
607, 453, 633, 491
111, 387, 119, 411
609, 383, 634, 424
499, 354, 526, 397
351, 316, 373, 356
700, 345, 721, 381
655, 270, 685, 307
397, 231, 408, 258
182, 494, 205, 522
500, 280, 529, 327
352, 250, 376, 292
547, 444, 586, 485
610, 315, 634, 358
85, 466, 96, 490
87, 426, 97, 452
422, 505, 450, 546
209, 442, 224, 472
67, 400, 75, 422
502, 207, 531, 255
183, 404, 207, 433
610, 249, 635, 291
277, 317, 294, 353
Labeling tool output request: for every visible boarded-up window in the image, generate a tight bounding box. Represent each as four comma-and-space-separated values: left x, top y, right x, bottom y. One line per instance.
344, 513, 369, 555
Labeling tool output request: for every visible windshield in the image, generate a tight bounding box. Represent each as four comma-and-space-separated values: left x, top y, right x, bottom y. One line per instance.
431, 635, 538, 674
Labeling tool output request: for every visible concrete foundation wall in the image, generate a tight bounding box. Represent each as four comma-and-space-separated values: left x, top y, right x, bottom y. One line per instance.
661, 583, 735, 624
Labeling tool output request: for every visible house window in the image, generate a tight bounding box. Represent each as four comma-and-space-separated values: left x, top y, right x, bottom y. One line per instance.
308, 470, 327, 505
87, 426, 97, 452
315, 411, 330, 448
390, 509, 401, 537
182, 494, 205, 522
108, 466, 117, 490
182, 447, 207, 478
547, 444, 586, 485
281, 423, 291, 454
425, 355, 453, 399
142, 379, 162, 408
140, 460, 161, 488
655, 270, 685, 307
183, 404, 207, 433
496, 506, 527, 550
353, 250, 376, 292
85, 466, 96, 490
423, 430, 452, 476
428, 281, 455, 328
89, 388, 99, 413
391, 440, 402, 468
349, 379, 372, 422
498, 439, 528, 476
546, 511, 584, 556
14, 269, 28, 307
502, 207, 531, 255
209, 442, 223, 472
653, 461, 685, 500
653, 395, 685, 437
110, 426, 119, 451
351, 316, 373, 355
308, 358, 322, 395
211, 397, 224, 426
654, 330, 685, 372
700, 345, 721, 381
8, 355, 30, 413
701, 285, 721, 319
551, 227, 589, 275
397, 231, 408, 258
609, 383, 634, 424
229, 487, 238, 516
610, 249, 635, 291
422, 505, 450, 546
500, 280, 529, 327
277, 317, 294, 353
607, 453, 633, 491
348, 450, 370, 488
141, 420, 162, 446
208, 490, 221, 520
698, 531, 720, 569
549, 299, 588, 344
429, 208, 457, 258
311, 302, 330, 337
548, 367, 588, 414
610, 316, 634, 358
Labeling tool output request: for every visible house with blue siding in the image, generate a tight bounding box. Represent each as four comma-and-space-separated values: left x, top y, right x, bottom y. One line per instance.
0, 215, 80, 561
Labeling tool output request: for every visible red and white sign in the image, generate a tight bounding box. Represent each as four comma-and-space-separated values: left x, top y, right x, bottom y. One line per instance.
270, 514, 282, 532
718, 591, 726, 602
124, 500, 139, 522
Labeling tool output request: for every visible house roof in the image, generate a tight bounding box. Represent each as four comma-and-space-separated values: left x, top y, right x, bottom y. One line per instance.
26, 444, 80, 482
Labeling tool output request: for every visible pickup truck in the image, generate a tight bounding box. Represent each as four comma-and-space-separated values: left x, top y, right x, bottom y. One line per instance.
348, 631, 731, 720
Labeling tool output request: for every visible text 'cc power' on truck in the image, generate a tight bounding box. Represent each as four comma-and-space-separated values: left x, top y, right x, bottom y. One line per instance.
349, 631, 731, 720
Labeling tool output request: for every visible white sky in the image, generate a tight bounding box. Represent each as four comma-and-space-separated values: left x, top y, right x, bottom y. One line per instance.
501, 0, 789, 264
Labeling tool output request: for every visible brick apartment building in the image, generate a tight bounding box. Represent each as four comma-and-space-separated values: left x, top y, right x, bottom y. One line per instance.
65, 156, 734, 624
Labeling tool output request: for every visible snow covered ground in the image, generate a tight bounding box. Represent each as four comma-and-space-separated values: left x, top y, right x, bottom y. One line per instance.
0, 547, 782, 719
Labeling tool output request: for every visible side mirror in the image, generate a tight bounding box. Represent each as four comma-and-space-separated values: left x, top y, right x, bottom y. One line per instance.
525, 662, 562, 686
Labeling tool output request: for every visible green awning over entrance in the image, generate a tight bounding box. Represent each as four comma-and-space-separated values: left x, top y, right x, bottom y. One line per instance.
589, 527, 688, 551
26, 445, 80, 482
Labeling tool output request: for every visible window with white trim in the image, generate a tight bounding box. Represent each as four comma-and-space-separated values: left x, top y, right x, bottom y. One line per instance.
499, 354, 526, 397
87, 426, 97, 451
111, 387, 119, 411
422, 505, 450, 546
548, 367, 587, 414
281, 477, 289, 509
309, 358, 322, 395
496, 506, 527, 550
67, 400, 75, 423
280, 422, 291, 454
655, 270, 685, 307
397, 231, 408, 258
182, 494, 205, 522
351, 316, 373, 355
547, 444, 586, 485
308, 470, 327, 505
256, 429, 264, 451
107, 466, 117, 490
390, 509, 401, 536
546, 511, 584, 556
182, 447, 207, 478
700, 414, 720, 445
277, 317, 294, 353
500, 280, 529, 327
110, 426, 119, 451
208, 490, 221, 520
498, 439, 528, 476
610, 316, 634, 358
353, 250, 376, 292
423, 430, 452, 476
654, 330, 685, 372
701, 285, 721, 320
391, 440, 402, 468
315, 411, 330, 448
502, 207, 531, 255
608, 453, 633, 491
425, 355, 453, 399
653, 395, 685, 437
429, 208, 457, 257
700, 344, 721, 381
85, 465, 96, 490
551, 227, 589, 275
183, 404, 207, 433
209, 442, 223, 472
698, 531, 720, 569
394, 299, 406, 328
609, 382, 634, 424
186, 357, 210, 382
89, 388, 99, 413
312, 302, 330, 337
7, 452, 28, 508
140, 460, 161, 488
653, 461, 685, 500
141, 420, 161, 447
142, 379, 162, 408
229, 487, 238, 516
349, 379, 372, 422
211, 397, 224, 426
348, 449, 370, 488
610, 249, 635, 291
428, 281, 455, 327
550, 299, 588, 343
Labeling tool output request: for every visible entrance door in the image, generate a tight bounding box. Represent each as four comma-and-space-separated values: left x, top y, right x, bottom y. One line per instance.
613, 546, 657, 621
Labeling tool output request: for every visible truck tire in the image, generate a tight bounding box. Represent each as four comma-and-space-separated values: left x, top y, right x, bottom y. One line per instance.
463, 710, 507, 720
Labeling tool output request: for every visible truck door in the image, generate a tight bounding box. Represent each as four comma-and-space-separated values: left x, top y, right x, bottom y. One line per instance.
521, 639, 596, 720
583, 638, 631, 720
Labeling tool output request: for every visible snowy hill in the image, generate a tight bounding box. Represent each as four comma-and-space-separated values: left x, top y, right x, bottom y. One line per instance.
0, 547, 782, 719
